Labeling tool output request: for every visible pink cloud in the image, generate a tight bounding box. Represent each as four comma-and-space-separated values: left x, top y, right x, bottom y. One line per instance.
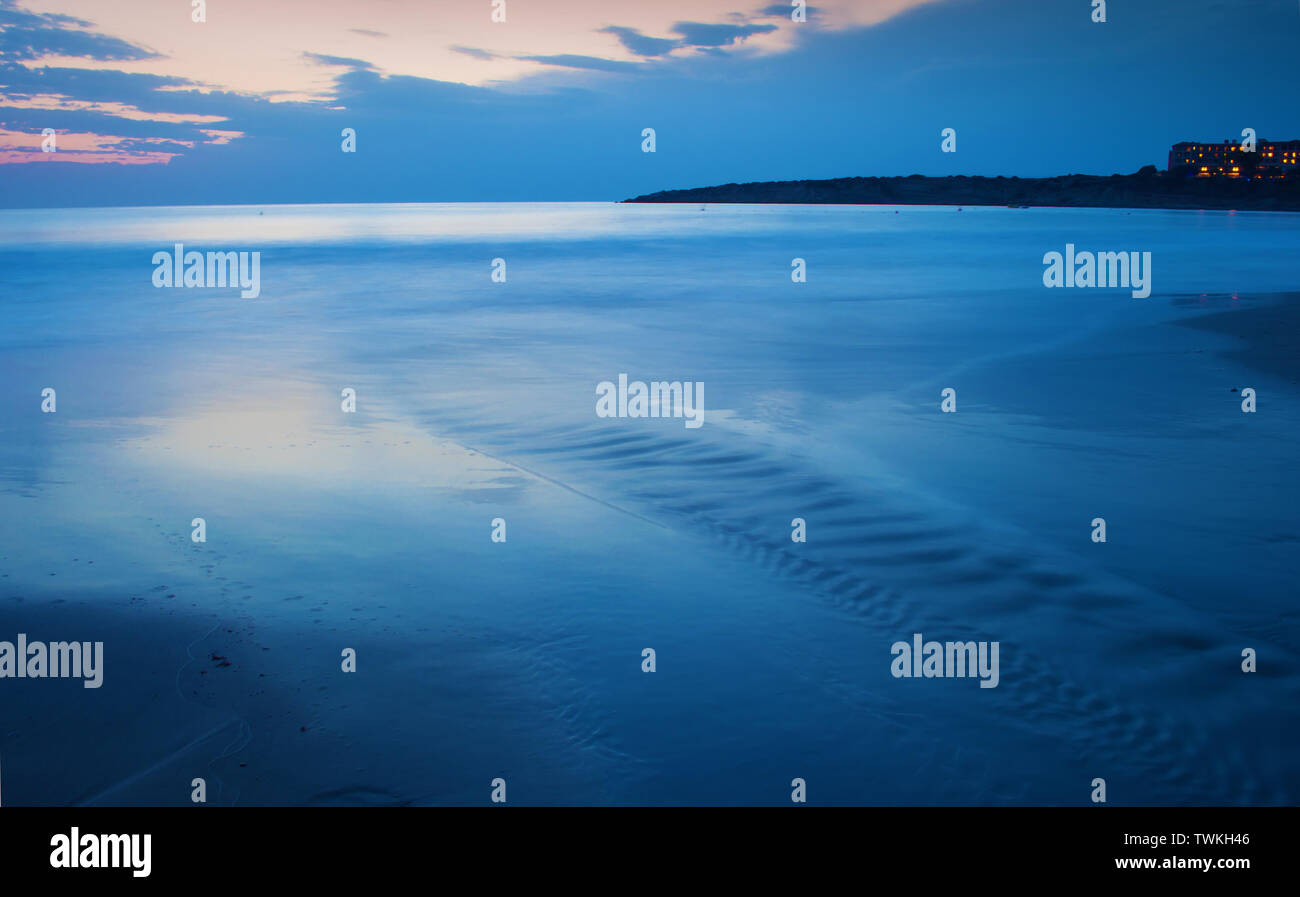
0, 128, 184, 164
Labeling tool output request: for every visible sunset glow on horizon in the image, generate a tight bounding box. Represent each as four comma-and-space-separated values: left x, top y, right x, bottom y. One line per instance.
1, 0, 1294, 205
1, 0, 939, 167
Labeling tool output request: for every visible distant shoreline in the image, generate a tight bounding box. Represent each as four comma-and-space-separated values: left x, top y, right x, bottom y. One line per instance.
624, 169, 1300, 212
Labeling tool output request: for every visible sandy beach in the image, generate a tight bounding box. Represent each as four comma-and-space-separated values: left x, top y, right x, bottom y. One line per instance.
1, 203, 1296, 805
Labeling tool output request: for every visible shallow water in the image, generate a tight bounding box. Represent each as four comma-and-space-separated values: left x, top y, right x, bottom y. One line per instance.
1, 203, 1297, 805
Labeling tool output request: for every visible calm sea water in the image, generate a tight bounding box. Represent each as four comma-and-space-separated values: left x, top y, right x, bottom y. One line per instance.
1, 203, 1297, 805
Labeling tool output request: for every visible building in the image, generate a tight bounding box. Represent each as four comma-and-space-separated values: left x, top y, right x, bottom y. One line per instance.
1168, 138, 1300, 178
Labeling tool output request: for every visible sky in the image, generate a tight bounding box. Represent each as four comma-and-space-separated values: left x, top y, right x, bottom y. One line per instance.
0, 0, 1297, 207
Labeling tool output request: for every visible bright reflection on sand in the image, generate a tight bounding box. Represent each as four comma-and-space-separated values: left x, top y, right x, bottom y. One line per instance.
121, 389, 523, 496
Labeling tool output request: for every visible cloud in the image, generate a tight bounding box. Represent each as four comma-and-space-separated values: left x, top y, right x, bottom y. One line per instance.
0, 0, 160, 62
0, 126, 182, 164
0, 93, 226, 125
671, 22, 779, 48
303, 53, 376, 70
758, 3, 821, 18
597, 18, 780, 59
0, 62, 195, 114
326, 67, 502, 116
515, 54, 642, 73
112, 135, 195, 153
450, 45, 499, 61
197, 129, 241, 145
0, 0, 932, 175
0, 61, 272, 164
598, 26, 681, 58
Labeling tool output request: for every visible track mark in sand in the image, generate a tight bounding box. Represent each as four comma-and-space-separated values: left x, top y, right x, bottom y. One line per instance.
72, 718, 246, 807
456, 439, 669, 532
169, 620, 255, 805
303, 785, 413, 807
416, 412, 1284, 804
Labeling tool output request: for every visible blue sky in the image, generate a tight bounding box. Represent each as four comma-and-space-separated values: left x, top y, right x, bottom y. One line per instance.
0, 0, 1297, 207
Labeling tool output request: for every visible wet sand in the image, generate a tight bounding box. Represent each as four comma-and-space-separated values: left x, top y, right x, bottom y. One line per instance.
2, 203, 1297, 805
